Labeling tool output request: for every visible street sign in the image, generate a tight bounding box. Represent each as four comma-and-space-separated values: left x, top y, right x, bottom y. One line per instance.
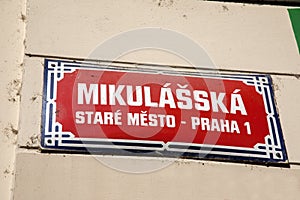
41, 59, 288, 163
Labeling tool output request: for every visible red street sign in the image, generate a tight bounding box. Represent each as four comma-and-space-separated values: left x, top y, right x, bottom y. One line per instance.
42, 59, 287, 163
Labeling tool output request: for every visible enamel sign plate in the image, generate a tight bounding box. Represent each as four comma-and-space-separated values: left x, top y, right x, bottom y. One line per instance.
41, 59, 288, 163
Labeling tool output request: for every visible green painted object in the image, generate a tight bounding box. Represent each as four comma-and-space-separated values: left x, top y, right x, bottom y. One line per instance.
288, 8, 300, 54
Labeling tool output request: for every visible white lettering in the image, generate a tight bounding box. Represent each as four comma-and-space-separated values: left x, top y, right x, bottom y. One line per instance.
78, 83, 98, 104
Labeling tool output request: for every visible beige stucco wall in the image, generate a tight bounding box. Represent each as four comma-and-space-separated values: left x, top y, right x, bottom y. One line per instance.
0, 0, 25, 199
1, 0, 300, 199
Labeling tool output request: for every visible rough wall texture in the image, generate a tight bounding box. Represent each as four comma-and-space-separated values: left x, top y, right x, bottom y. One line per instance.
0, 0, 25, 199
